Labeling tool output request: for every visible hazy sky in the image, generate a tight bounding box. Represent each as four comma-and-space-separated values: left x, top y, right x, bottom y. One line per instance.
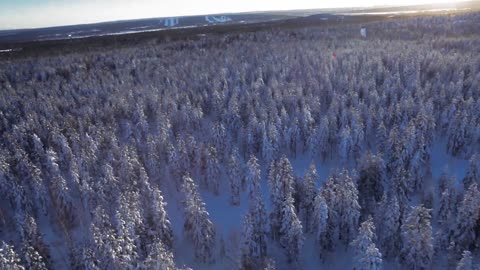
0, 0, 463, 30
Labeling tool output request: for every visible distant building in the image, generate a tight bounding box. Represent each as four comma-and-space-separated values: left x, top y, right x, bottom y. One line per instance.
164, 18, 179, 27
360, 27, 367, 38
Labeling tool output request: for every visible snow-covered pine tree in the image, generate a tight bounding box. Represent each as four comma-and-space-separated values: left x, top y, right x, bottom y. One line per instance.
301, 161, 318, 233
279, 195, 304, 266
0, 242, 24, 270
228, 148, 242, 206
287, 119, 300, 157
31, 134, 46, 169
176, 137, 191, 177
113, 197, 140, 269
140, 241, 178, 270
452, 183, 480, 255
317, 117, 330, 161
376, 121, 388, 154
45, 148, 75, 227
240, 213, 261, 270
334, 170, 361, 246
54, 132, 79, 186
262, 130, 274, 164
21, 244, 48, 270
90, 206, 121, 268
147, 187, 173, 250
350, 110, 365, 161
247, 155, 261, 201
463, 154, 480, 190
14, 154, 48, 216
401, 206, 434, 270
437, 186, 457, 228
389, 167, 410, 211
447, 111, 470, 157
262, 257, 277, 270
181, 174, 216, 263
206, 146, 221, 195
339, 125, 352, 164
20, 216, 50, 269
455, 250, 475, 270
375, 194, 401, 258
408, 134, 430, 193
351, 217, 382, 270
268, 156, 295, 240
267, 122, 280, 162
212, 122, 227, 158
312, 193, 329, 256
244, 155, 268, 263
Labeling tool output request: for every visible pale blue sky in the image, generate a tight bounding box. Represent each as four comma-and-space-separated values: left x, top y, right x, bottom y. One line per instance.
0, 0, 463, 30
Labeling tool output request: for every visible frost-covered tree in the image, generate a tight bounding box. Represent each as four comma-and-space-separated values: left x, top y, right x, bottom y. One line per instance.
21, 244, 48, 270
0, 242, 24, 270
113, 202, 140, 269
438, 186, 457, 228
140, 242, 177, 270
339, 125, 352, 163
205, 146, 221, 195
301, 161, 318, 232
279, 195, 304, 265
323, 170, 360, 246
247, 155, 261, 201
463, 154, 480, 190
455, 250, 475, 270
181, 174, 216, 263
401, 206, 434, 270
447, 111, 471, 157
228, 148, 242, 206
262, 130, 274, 164
144, 186, 173, 250
376, 122, 388, 154
268, 157, 295, 240
309, 117, 330, 161
45, 149, 75, 226
312, 193, 329, 255
240, 209, 268, 270
243, 155, 268, 265
240, 213, 257, 270
389, 167, 410, 210
54, 133, 79, 185
212, 122, 227, 157
351, 217, 382, 270
452, 183, 480, 254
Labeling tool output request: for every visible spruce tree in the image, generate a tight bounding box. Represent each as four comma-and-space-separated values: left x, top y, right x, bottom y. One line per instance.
301, 161, 318, 232
0, 241, 25, 270
452, 183, 480, 254
228, 148, 242, 206
401, 206, 434, 270
279, 195, 304, 265
351, 217, 382, 270
181, 174, 216, 263
313, 193, 329, 254
456, 250, 475, 270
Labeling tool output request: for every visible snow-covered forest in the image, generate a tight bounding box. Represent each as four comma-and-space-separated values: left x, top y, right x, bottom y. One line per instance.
1, 12, 480, 270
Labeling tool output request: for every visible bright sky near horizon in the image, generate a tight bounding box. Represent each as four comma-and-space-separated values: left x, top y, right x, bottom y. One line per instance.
0, 0, 465, 30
